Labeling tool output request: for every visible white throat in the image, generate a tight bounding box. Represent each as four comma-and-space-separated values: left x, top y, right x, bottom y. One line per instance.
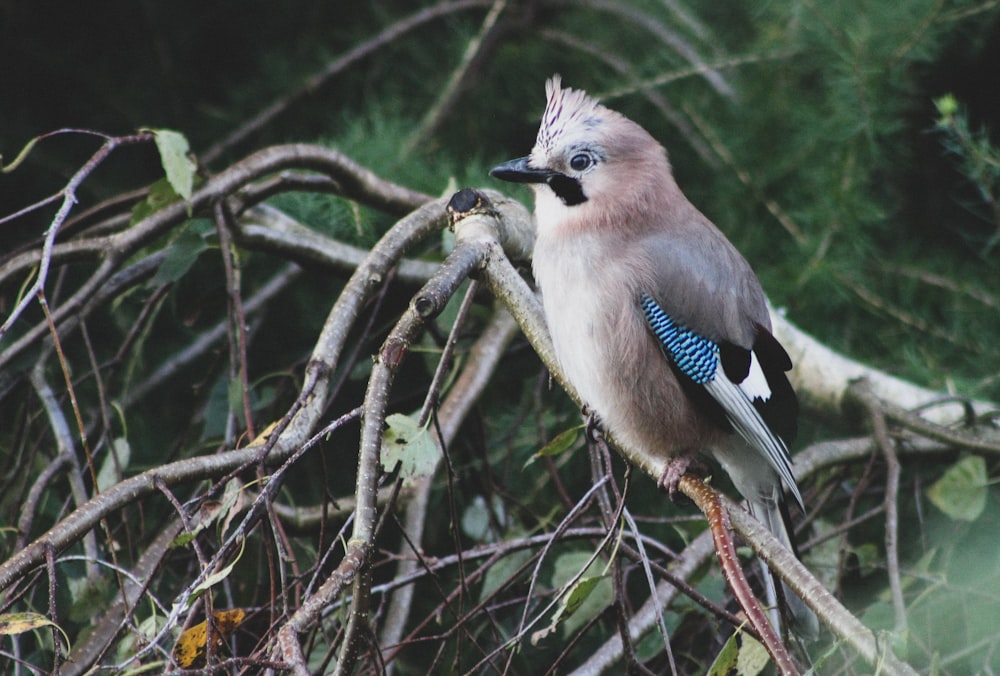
532, 185, 577, 235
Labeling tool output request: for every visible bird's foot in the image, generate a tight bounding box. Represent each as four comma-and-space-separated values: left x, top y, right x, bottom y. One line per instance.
583, 408, 603, 442
657, 455, 708, 504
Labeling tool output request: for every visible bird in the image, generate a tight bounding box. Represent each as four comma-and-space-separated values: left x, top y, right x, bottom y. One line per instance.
490, 76, 818, 638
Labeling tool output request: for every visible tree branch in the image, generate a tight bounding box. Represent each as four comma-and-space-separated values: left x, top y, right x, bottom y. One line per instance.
450, 188, 953, 674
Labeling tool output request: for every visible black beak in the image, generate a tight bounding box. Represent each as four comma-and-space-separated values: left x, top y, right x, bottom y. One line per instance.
489, 157, 554, 184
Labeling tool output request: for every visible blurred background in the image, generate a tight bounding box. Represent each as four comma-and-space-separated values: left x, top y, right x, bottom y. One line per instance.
2, 1, 998, 397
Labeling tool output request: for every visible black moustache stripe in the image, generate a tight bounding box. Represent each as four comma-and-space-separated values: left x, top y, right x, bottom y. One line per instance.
547, 174, 587, 206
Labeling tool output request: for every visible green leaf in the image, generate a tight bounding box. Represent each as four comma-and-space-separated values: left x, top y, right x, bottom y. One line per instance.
113, 612, 165, 665
1, 134, 40, 173
802, 517, 846, 591
153, 227, 210, 285
131, 178, 180, 224
67, 574, 112, 623
524, 425, 582, 468
860, 599, 895, 632
228, 378, 245, 423
201, 375, 230, 441
461, 494, 500, 542
550, 551, 613, 639
927, 455, 987, 522
848, 542, 882, 576
150, 128, 196, 202
380, 413, 439, 486
707, 630, 739, 675
191, 537, 245, 597
934, 93, 958, 124
480, 548, 531, 602
556, 575, 603, 623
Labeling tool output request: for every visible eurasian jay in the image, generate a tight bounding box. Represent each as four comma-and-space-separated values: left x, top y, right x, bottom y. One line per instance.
491, 76, 818, 638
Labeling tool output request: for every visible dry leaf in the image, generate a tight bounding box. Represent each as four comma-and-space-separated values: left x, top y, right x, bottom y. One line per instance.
172, 608, 246, 668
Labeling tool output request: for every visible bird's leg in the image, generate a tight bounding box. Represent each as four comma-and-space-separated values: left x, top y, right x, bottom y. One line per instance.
658, 453, 708, 503
583, 406, 603, 442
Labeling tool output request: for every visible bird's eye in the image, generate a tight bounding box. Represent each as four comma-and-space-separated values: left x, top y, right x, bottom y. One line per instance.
569, 153, 593, 172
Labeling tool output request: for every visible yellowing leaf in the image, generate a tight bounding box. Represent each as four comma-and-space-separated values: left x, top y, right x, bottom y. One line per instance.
927, 455, 987, 522
172, 608, 245, 668
736, 633, 769, 674
0, 611, 59, 635
218, 478, 244, 538
248, 421, 280, 447
0, 612, 70, 650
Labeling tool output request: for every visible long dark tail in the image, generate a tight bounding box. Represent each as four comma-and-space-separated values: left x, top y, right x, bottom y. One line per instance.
748, 497, 819, 640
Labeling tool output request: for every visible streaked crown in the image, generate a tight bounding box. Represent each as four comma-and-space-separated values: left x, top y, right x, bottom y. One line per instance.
531, 76, 605, 163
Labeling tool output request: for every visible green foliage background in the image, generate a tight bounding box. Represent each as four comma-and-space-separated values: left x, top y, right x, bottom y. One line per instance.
1, 0, 999, 672
4, 1, 998, 397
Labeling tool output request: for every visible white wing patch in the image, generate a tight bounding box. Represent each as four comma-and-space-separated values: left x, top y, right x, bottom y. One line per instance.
739, 351, 772, 402
705, 360, 803, 510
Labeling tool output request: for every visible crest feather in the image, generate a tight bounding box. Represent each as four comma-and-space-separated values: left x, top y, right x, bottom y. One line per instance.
535, 75, 602, 156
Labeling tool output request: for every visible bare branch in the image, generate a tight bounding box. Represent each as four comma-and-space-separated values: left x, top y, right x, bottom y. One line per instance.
0, 132, 153, 342
679, 476, 799, 675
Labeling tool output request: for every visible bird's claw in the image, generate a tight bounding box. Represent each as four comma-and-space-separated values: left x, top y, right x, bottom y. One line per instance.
657, 455, 707, 504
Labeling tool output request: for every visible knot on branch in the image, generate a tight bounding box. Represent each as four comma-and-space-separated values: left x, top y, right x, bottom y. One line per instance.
380, 335, 409, 370
446, 187, 483, 218
447, 188, 535, 263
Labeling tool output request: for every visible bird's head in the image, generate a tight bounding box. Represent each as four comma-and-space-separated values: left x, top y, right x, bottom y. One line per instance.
491, 76, 670, 221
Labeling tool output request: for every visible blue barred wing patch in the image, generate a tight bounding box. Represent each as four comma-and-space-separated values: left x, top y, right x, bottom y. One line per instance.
640, 293, 718, 385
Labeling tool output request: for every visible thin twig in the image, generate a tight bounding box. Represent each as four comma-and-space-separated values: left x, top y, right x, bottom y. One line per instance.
576, 0, 737, 99
334, 210, 489, 673
402, 0, 508, 155
848, 380, 908, 634
379, 308, 521, 669
201, 0, 493, 163
0, 132, 152, 342
621, 504, 676, 671
485, 478, 613, 674
721, 487, 918, 676
214, 200, 256, 441
681, 101, 807, 245
45, 544, 62, 670
541, 28, 718, 167
26, 363, 100, 579
61, 519, 184, 676
678, 475, 800, 675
